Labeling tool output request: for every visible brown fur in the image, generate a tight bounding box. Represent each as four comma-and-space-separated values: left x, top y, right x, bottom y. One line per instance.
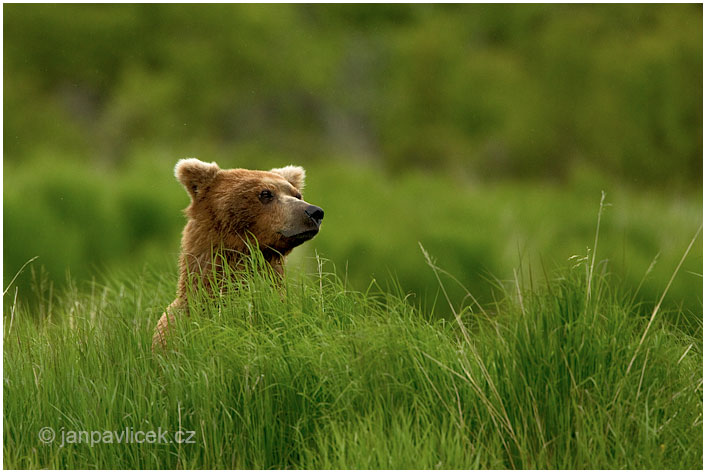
152, 159, 323, 350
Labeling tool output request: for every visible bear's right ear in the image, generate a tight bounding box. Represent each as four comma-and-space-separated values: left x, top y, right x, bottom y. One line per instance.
174, 158, 220, 199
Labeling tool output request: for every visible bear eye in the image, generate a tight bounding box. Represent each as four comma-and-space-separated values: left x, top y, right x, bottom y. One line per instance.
259, 189, 274, 203
295, 192, 302, 200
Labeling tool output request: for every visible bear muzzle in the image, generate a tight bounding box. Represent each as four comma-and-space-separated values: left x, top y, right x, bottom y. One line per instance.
304, 205, 324, 227
279, 204, 324, 243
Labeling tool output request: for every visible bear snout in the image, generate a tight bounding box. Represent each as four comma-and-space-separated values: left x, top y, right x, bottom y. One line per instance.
305, 205, 324, 227
277, 203, 324, 243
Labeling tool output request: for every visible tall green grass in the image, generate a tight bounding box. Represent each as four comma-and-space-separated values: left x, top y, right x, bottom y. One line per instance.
3, 234, 702, 469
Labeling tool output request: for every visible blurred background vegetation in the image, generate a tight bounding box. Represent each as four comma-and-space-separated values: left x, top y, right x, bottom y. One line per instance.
3, 4, 702, 328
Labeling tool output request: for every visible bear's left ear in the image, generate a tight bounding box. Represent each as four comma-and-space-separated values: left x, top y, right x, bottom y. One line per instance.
270, 165, 306, 190
175, 158, 220, 199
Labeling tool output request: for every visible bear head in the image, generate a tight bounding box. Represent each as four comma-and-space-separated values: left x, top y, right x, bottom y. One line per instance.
174, 158, 324, 255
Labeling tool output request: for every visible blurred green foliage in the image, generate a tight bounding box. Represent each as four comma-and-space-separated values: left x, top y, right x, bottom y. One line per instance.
3, 4, 702, 327
4, 4, 702, 184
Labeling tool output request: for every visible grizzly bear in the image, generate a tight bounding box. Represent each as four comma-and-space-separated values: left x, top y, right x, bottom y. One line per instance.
152, 158, 324, 350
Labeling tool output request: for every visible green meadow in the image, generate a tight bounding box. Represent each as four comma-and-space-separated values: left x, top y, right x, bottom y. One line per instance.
3, 228, 703, 469
3, 156, 703, 469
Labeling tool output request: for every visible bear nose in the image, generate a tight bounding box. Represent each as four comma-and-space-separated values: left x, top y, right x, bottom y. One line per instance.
305, 205, 324, 226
